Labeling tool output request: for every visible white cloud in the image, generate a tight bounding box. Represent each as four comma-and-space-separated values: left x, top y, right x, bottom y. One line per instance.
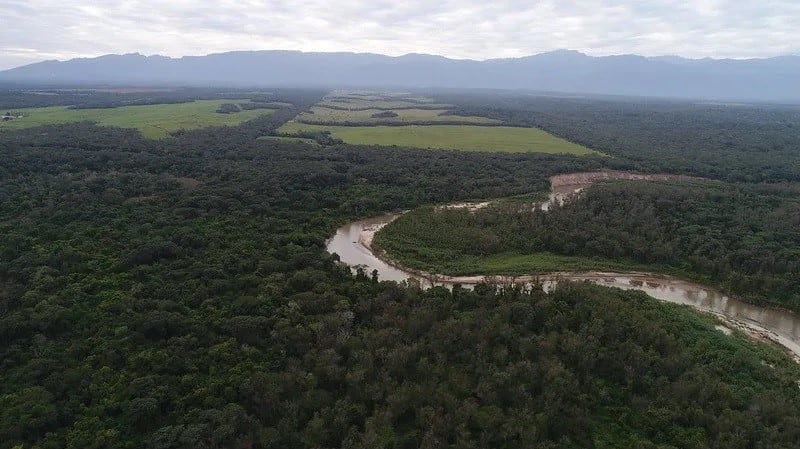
1, 0, 799, 70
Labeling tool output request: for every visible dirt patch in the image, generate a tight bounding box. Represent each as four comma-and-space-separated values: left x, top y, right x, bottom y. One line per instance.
124, 195, 159, 204
175, 177, 202, 190
436, 201, 492, 212
550, 170, 704, 188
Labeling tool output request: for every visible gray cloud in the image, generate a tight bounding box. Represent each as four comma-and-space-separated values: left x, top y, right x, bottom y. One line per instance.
1, 0, 799, 69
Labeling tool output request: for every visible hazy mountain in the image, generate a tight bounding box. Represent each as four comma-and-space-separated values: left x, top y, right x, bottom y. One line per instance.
2, 50, 800, 102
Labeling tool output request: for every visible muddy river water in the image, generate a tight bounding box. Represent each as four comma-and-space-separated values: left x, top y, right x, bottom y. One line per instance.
326, 172, 800, 357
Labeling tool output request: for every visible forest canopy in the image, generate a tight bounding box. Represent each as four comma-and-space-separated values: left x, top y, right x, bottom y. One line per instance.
1, 87, 800, 448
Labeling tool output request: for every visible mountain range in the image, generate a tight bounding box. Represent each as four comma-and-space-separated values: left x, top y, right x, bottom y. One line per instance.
2, 50, 799, 102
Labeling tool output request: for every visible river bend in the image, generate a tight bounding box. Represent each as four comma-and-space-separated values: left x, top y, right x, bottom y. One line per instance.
326, 172, 800, 357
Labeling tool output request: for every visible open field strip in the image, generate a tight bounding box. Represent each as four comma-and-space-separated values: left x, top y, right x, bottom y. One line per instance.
278, 122, 600, 154
318, 99, 453, 110
0, 99, 277, 138
296, 106, 500, 124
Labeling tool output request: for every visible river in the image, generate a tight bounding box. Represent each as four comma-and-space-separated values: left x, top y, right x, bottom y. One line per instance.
325, 172, 800, 357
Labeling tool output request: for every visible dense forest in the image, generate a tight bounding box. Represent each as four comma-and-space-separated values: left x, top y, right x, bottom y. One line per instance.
375, 180, 800, 312
434, 91, 800, 182
2, 88, 800, 448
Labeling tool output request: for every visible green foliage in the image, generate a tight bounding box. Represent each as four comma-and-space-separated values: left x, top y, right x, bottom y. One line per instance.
256, 135, 321, 145
370, 110, 399, 118
1, 87, 800, 448
0, 99, 277, 138
278, 123, 601, 154
436, 91, 800, 181
376, 180, 800, 311
295, 106, 500, 125
216, 103, 242, 114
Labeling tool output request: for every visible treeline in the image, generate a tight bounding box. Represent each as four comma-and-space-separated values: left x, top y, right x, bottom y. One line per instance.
292, 119, 506, 127
0, 88, 291, 110
315, 104, 452, 111
377, 180, 800, 311
434, 91, 800, 182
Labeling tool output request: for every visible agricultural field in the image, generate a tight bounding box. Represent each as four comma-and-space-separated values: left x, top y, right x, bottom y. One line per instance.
318, 99, 453, 110
295, 106, 500, 124
278, 122, 600, 154
318, 90, 452, 110
275, 90, 597, 154
0, 99, 278, 138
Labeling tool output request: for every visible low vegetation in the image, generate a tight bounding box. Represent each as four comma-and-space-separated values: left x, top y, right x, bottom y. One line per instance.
278, 122, 600, 154
295, 106, 500, 125
375, 180, 800, 312
216, 103, 242, 113
0, 99, 278, 138
319, 99, 453, 109
316, 90, 449, 111
434, 91, 800, 182
278, 91, 595, 154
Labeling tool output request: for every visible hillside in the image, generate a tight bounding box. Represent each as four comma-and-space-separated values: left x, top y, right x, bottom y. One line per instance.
2, 50, 800, 102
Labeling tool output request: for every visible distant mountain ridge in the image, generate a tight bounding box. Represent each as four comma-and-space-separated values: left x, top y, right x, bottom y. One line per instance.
2, 50, 799, 102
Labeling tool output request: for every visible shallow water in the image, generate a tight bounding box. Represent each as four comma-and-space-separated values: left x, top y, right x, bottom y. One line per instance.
325, 214, 410, 283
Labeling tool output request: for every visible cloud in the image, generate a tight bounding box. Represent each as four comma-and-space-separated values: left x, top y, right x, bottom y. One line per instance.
1, 0, 799, 70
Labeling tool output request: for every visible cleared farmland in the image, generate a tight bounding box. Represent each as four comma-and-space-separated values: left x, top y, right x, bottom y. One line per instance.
0, 100, 277, 138
317, 99, 453, 110
295, 106, 500, 125
277, 122, 600, 154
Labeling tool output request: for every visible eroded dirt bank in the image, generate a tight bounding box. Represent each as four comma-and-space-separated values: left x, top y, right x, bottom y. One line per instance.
550, 170, 703, 188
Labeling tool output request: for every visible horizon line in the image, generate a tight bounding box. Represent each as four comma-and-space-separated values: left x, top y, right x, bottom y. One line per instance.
4, 48, 799, 72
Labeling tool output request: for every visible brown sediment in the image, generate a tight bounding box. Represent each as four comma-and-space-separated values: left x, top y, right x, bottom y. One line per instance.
326, 172, 800, 358
436, 201, 493, 212
549, 170, 705, 188
175, 177, 202, 190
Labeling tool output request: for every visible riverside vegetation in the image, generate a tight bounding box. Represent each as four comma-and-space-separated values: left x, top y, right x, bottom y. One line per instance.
2, 88, 800, 448
374, 179, 800, 312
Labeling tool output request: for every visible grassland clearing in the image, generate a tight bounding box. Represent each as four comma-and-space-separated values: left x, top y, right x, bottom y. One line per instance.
247, 101, 293, 108
375, 240, 667, 276
325, 90, 414, 100
318, 99, 452, 110
296, 106, 500, 125
0, 99, 277, 138
277, 122, 600, 154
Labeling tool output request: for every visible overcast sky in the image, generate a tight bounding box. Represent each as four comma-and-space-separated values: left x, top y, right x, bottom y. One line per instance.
1, 0, 799, 70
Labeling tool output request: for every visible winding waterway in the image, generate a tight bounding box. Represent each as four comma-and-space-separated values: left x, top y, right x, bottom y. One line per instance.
326, 172, 800, 357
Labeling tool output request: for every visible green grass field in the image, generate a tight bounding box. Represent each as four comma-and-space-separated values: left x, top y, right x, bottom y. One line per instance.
296, 106, 500, 125
451, 251, 668, 276
278, 122, 599, 154
376, 246, 666, 277
372, 212, 672, 277
0, 100, 277, 138
318, 100, 453, 110
325, 91, 441, 104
